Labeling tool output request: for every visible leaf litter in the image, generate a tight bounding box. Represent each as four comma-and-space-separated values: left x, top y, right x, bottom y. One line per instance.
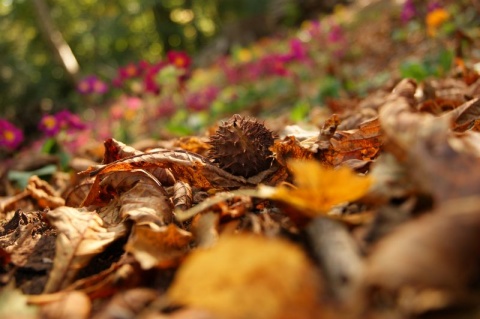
4, 28, 480, 319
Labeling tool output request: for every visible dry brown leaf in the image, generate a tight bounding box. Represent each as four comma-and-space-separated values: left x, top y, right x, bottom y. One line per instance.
125, 223, 192, 269
168, 235, 322, 319
258, 159, 372, 218
26, 175, 65, 209
82, 170, 173, 227
448, 97, 480, 131
82, 149, 250, 190
102, 138, 143, 164
44, 206, 128, 293
318, 117, 384, 166
173, 181, 193, 211
271, 136, 315, 167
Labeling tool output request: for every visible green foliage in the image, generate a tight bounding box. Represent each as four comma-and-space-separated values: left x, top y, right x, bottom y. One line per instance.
400, 49, 453, 81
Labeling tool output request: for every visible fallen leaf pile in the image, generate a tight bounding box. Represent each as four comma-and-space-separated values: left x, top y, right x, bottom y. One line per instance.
3, 70, 480, 318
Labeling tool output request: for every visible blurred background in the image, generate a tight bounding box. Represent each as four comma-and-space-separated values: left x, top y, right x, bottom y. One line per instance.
0, 0, 351, 126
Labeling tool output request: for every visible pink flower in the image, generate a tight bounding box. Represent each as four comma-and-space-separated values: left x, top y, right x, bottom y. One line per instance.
0, 119, 23, 150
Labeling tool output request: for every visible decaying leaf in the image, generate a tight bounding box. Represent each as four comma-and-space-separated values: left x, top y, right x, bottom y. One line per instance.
258, 159, 372, 217
44, 206, 127, 293
168, 235, 322, 319
125, 223, 192, 269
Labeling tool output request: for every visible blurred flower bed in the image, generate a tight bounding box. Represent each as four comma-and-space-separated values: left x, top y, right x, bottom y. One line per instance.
1, 0, 478, 165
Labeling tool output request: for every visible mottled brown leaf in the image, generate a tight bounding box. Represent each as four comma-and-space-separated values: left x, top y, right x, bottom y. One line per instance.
44, 207, 128, 293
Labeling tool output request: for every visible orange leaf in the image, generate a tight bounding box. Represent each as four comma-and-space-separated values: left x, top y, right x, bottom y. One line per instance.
168, 235, 322, 319
259, 159, 372, 217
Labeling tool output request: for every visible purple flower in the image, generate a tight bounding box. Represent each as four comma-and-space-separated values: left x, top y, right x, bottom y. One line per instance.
401, 0, 416, 23
0, 119, 23, 150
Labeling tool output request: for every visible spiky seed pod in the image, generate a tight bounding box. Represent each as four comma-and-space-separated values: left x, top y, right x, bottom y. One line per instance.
208, 114, 275, 177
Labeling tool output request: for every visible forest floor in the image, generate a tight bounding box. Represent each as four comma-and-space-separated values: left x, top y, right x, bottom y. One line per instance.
2, 1, 480, 319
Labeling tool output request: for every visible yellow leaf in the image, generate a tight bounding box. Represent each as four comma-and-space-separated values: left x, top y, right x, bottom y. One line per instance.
261, 159, 372, 217
168, 235, 322, 319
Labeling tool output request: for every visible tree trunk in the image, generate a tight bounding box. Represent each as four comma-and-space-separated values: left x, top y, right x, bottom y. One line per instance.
32, 0, 80, 87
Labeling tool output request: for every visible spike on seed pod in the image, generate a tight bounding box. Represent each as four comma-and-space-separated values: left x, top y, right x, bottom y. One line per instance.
208, 114, 276, 177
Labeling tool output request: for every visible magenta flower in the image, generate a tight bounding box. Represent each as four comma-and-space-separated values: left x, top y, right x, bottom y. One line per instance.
77, 76, 108, 95
143, 61, 166, 94
281, 38, 308, 63
427, 0, 442, 12
401, 0, 416, 23
55, 110, 87, 131
157, 98, 177, 118
185, 86, 220, 112
328, 23, 344, 43
39, 110, 86, 137
0, 119, 23, 150
119, 63, 141, 80
38, 114, 61, 137
167, 51, 191, 69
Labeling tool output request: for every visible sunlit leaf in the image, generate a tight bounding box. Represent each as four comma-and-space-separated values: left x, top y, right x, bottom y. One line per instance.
259, 159, 372, 217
